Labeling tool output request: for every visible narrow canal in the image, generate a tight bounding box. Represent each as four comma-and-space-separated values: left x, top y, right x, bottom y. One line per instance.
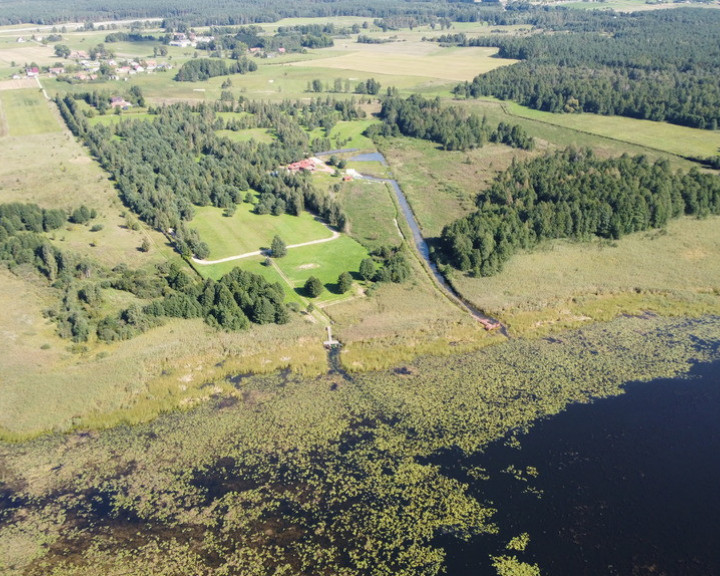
349, 152, 506, 333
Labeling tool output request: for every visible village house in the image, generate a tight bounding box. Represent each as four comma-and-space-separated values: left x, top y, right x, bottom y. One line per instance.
110, 96, 131, 109
49, 66, 65, 76
25, 66, 39, 77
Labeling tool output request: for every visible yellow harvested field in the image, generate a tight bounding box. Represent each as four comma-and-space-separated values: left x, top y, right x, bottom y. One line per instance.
294, 43, 517, 82
0, 77, 37, 90
0, 44, 56, 69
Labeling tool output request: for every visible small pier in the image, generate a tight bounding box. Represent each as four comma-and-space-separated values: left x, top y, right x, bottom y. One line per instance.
323, 325, 340, 348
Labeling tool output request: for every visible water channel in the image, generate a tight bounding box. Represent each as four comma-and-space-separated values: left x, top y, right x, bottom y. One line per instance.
347, 152, 504, 331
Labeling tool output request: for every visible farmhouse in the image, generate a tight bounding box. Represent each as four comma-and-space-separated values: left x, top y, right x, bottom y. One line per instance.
110, 96, 132, 109
25, 67, 39, 77
286, 157, 335, 174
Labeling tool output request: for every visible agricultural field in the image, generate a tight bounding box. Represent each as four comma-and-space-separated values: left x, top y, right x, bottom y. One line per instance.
294, 43, 517, 84
0, 87, 59, 136
503, 100, 720, 160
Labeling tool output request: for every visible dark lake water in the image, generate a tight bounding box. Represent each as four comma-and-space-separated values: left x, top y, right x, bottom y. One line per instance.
438, 359, 720, 576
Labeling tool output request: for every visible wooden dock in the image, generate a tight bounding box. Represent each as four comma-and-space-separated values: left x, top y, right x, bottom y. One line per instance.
323, 326, 340, 348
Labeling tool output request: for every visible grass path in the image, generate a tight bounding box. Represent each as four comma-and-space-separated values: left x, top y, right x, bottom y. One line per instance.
192, 226, 340, 265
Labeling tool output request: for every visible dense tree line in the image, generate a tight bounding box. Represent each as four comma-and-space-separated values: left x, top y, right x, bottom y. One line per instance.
0, 201, 292, 342
104, 31, 157, 42
55, 96, 348, 257
146, 265, 288, 330
438, 148, 720, 276
451, 8, 720, 130
0, 0, 518, 27
367, 94, 533, 151
174, 57, 257, 81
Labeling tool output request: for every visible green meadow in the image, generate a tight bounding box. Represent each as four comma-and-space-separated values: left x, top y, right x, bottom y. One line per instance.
0, 88, 60, 136
191, 203, 336, 260
503, 100, 720, 160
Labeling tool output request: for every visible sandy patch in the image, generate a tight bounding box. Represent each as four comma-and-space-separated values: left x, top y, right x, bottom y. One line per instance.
298, 263, 320, 269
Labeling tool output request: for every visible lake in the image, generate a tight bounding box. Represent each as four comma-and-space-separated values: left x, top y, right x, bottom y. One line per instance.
438, 358, 720, 576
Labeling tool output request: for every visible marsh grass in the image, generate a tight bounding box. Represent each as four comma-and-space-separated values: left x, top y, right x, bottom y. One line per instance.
449, 217, 720, 336
337, 179, 403, 251
1, 315, 718, 575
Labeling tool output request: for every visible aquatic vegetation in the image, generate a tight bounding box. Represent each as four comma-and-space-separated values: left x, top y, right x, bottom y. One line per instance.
0, 315, 718, 575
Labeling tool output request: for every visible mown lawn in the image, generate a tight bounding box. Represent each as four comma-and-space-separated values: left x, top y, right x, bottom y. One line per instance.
276, 234, 368, 291
192, 204, 336, 260
195, 234, 370, 306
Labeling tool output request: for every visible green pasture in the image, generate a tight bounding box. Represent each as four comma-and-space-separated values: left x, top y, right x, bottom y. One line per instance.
338, 179, 403, 251
197, 234, 369, 304
328, 119, 378, 150
276, 234, 368, 293
454, 98, 700, 169
192, 203, 336, 260
504, 101, 720, 160
0, 88, 60, 136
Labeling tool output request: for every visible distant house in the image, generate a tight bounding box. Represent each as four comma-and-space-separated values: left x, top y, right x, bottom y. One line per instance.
278, 47, 286, 54
286, 157, 334, 174
287, 158, 317, 172
110, 96, 131, 109
49, 67, 65, 76
70, 50, 89, 59
25, 67, 39, 77
16, 37, 25, 43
